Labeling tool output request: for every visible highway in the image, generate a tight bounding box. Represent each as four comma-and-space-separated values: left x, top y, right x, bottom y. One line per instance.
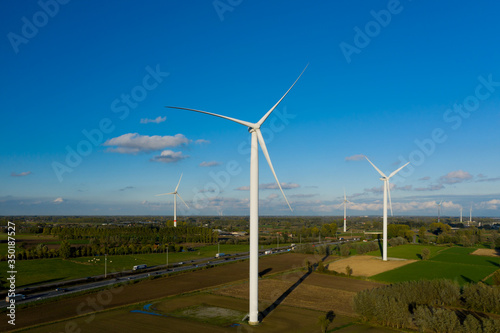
1, 247, 301, 308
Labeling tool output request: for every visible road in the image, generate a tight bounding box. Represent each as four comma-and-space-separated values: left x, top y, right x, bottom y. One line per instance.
1, 246, 301, 308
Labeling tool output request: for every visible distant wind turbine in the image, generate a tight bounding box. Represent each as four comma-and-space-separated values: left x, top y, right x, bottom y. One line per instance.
365, 157, 409, 261
338, 189, 352, 233
460, 206, 463, 223
156, 174, 189, 227
469, 203, 473, 226
437, 200, 443, 223
166, 65, 307, 325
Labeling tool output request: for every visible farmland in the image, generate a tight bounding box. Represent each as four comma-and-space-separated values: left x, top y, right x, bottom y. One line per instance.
369, 245, 500, 285
19, 270, 388, 333
0, 253, 321, 332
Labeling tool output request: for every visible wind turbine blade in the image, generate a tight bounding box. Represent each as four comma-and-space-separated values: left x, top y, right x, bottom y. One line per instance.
176, 193, 189, 209
337, 202, 344, 209
166, 106, 255, 128
344, 188, 347, 201
155, 192, 175, 196
388, 162, 410, 179
256, 129, 293, 212
175, 173, 183, 192
387, 180, 393, 216
256, 64, 308, 127
365, 157, 387, 178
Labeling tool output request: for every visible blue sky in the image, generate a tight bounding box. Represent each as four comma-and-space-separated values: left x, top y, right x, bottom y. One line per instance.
1, 0, 500, 217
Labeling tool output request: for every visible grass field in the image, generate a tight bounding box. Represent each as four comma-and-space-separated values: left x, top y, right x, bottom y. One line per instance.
370, 246, 500, 285
366, 243, 446, 260
0, 244, 288, 288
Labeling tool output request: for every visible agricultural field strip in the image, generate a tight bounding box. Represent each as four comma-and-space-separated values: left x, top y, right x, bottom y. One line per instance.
0, 253, 317, 331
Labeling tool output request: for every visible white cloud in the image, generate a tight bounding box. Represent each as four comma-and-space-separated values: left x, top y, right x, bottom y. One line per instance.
53, 197, 64, 204
439, 170, 473, 184
195, 139, 210, 144
476, 176, 500, 183
235, 186, 250, 191
103, 133, 189, 154
261, 182, 300, 190
11, 171, 31, 177
345, 154, 365, 161
140, 116, 166, 124
199, 161, 220, 167
235, 182, 299, 191
414, 184, 445, 191
418, 176, 431, 181
478, 199, 500, 210
150, 150, 189, 163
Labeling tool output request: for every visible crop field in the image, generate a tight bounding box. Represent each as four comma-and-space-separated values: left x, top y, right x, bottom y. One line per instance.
25, 293, 388, 333
327, 256, 416, 277
0, 253, 320, 332
24, 279, 393, 333
0, 244, 277, 288
214, 272, 382, 317
370, 246, 500, 285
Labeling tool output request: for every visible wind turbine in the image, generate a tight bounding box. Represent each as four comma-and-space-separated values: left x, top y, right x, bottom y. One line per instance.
338, 189, 352, 233
460, 206, 463, 223
156, 174, 189, 227
437, 200, 443, 223
365, 157, 409, 261
469, 203, 473, 226
166, 65, 306, 325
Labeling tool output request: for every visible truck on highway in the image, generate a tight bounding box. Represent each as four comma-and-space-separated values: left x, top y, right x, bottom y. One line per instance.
5, 294, 25, 302
264, 250, 272, 255
132, 264, 147, 270
215, 253, 225, 258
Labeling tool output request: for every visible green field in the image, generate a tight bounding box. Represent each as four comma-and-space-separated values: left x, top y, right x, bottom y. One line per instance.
370, 246, 500, 285
0, 243, 287, 288
0, 233, 57, 241
366, 244, 446, 260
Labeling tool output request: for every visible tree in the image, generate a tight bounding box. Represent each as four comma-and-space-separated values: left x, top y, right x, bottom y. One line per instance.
346, 265, 353, 277
418, 226, 427, 243
59, 240, 71, 259
421, 248, 430, 260
492, 270, 500, 286
317, 311, 335, 333
340, 244, 350, 256
317, 261, 325, 273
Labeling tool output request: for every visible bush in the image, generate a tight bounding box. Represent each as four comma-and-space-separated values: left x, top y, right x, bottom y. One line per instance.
345, 265, 352, 277
340, 244, 350, 256
492, 270, 500, 286
421, 248, 430, 260
388, 236, 407, 247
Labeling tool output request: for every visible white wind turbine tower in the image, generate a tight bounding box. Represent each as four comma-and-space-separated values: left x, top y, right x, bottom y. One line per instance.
156, 174, 189, 227
437, 200, 443, 223
166, 66, 306, 325
365, 157, 409, 261
469, 203, 473, 226
339, 189, 352, 233
460, 206, 463, 223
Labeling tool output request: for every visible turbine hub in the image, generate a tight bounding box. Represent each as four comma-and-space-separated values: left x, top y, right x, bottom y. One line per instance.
248, 127, 257, 133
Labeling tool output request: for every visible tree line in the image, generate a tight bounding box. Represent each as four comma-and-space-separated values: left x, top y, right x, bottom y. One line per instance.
354, 279, 500, 332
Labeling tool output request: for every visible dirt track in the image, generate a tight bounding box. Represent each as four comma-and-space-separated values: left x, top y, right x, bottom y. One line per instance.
0, 253, 318, 332
327, 255, 416, 277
